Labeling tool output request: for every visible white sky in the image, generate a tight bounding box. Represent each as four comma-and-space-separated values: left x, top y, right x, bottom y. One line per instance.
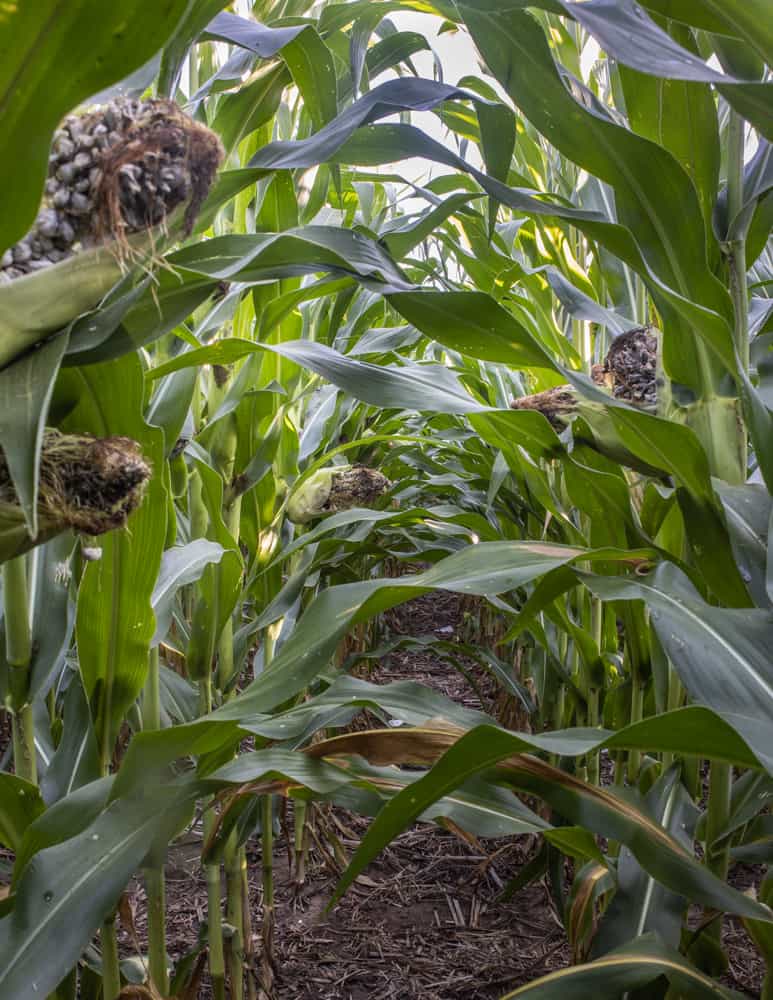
375, 13, 487, 190
391, 12, 482, 86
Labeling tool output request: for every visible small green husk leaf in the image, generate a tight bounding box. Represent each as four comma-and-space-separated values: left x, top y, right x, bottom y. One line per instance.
287, 466, 391, 524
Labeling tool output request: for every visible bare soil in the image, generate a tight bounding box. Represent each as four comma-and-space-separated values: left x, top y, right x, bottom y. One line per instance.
129, 590, 764, 998
0, 590, 765, 998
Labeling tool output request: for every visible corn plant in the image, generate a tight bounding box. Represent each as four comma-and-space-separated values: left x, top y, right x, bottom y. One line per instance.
1, 1, 772, 999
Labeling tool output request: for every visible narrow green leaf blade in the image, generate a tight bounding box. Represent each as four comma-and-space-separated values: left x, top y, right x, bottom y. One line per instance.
584, 563, 773, 772
499, 932, 741, 998
0, 775, 44, 852
0, 334, 68, 535
56, 355, 166, 760
0, 788, 195, 1000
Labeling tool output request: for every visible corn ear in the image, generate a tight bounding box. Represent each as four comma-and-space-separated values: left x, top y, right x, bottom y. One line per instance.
287, 466, 391, 524
0, 430, 151, 562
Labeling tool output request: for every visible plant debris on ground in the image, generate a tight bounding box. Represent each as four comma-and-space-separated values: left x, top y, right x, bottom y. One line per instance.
102, 593, 763, 999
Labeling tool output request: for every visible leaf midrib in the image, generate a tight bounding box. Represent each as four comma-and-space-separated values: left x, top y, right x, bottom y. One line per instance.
0, 802, 162, 989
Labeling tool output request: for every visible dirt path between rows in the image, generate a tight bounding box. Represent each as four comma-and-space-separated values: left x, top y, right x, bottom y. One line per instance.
0, 591, 764, 997
136, 591, 763, 998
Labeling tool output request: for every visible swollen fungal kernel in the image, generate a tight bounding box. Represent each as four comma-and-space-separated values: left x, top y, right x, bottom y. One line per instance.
510, 326, 659, 428
1, 98, 223, 282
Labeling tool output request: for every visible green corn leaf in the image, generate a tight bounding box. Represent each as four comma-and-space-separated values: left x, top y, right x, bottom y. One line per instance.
0, 787, 196, 1000
39, 673, 100, 806
556, 0, 772, 139
185, 459, 243, 681
730, 816, 773, 863
693, 0, 773, 70
381, 192, 483, 259
388, 289, 559, 372
0, 223, 202, 373
498, 932, 743, 998
203, 10, 306, 55
28, 533, 77, 702
0, 247, 127, 370
151, 539, 226, 647
147, 366, 199, 458
457, 5, 734, 386
157, 0, 231, 98
13, 778, 113, 881
65, 269, 219, 367
593, 766, 698, 954
149, 337, 487, 413
0, 334, 68, 536
112, 544, 676, 797
55, 354, 166, 766
211, 62, 289, 155
583, 562, 773, 773
204, 747, 359, 796
168, 227, 412, 288
619, 50, 720, 233
281, 27, 339, 131
216, 80, 738, 385
242, 674, 493, 742
713, 481, 771, 609
0, 775, 44, 852
637, 1, 732, 32
66, 224, 412, 367
544, 267, 632, 336
329, 758, 551, 840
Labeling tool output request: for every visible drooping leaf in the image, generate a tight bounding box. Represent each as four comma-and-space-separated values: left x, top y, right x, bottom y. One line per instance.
168, 227, 412, 289
544, 268, 632, 336
498, 932, 742, 998
203, 10, 306, 56
215, 78, 737, 385
0, 235, 184, 371
316, 725, 771, 920
215, 542, 621, 720
331, 758, 552, 840
557, 0, 773, 139
150, 337, 486, 413
456, 4, 734, 390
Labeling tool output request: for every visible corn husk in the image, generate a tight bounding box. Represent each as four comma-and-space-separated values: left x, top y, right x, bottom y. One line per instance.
287, 466, 392, 524
510, 326, 659, 431
0, 430, 151, 561
510, 385, 579, 429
